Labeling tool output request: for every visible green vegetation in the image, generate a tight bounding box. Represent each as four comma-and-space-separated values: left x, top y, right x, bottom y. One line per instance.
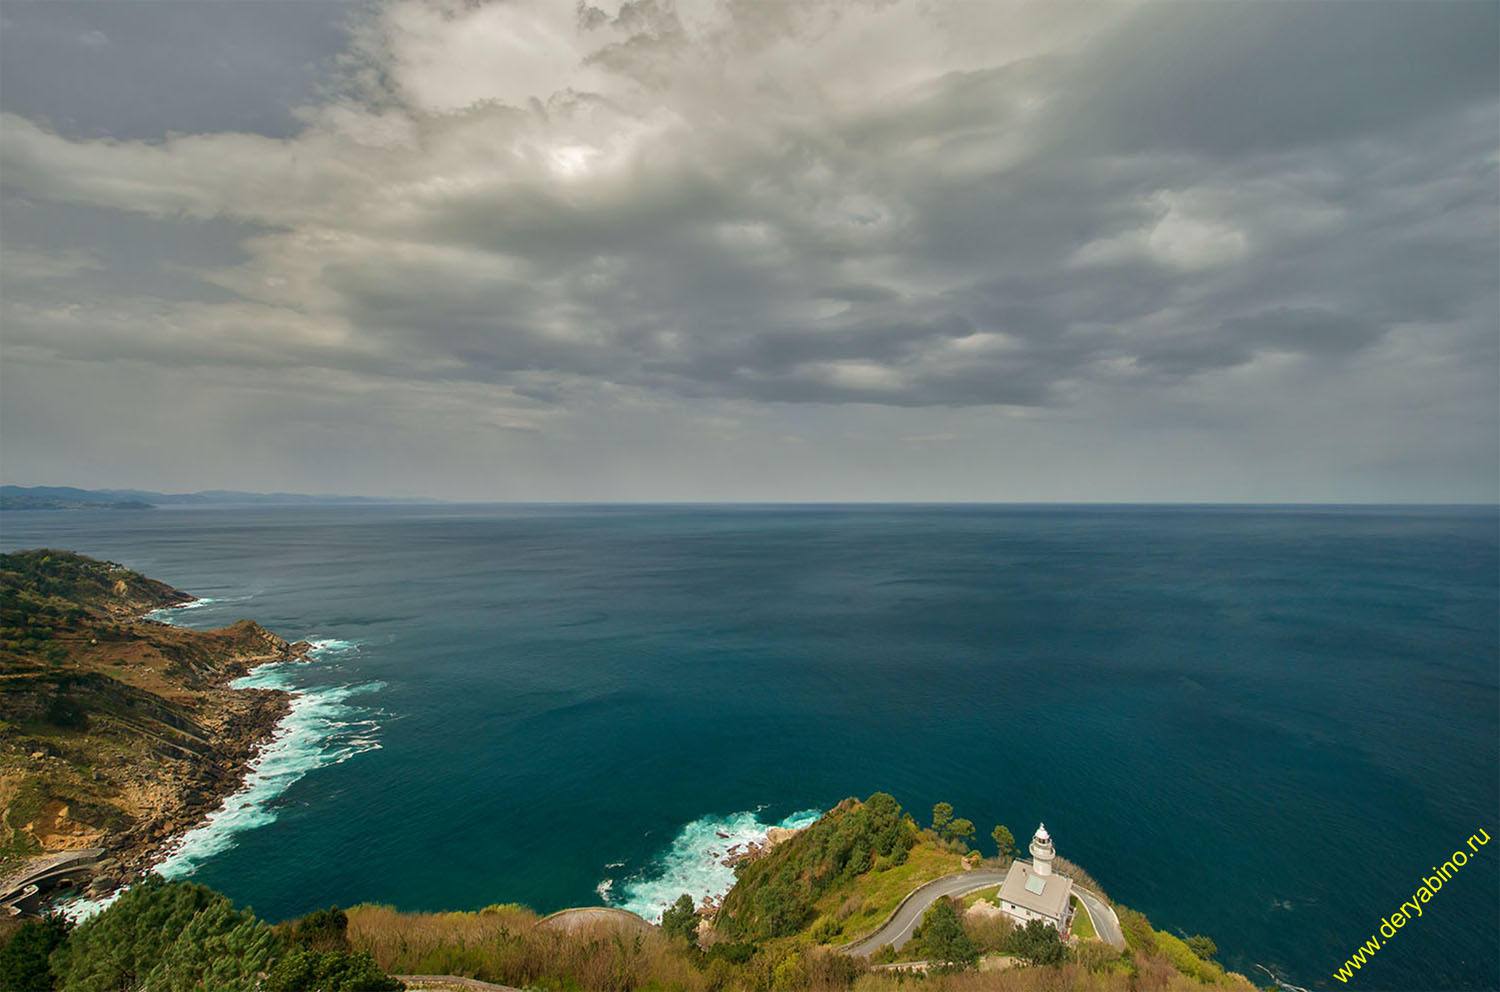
1185, 934, 1218, 962
1119, 906, 1240, 986
0, 762, 1254, 992
807, 839, 965, 946
931, 802, 954, 834
2, 877, 403, 992
263, 948, 402, 992
1006, 918, 1066, 967
911, 898, 977, 972
662, 893, 699, 946
991, 824, 1015, 860
283, 905, 352, 953
0, 549, 301, 879
719, 792, 916, 940
1, 550, 183, 641
1070, 895, 1096, 939
0, 913, 71, 992
942, 818, 976, 848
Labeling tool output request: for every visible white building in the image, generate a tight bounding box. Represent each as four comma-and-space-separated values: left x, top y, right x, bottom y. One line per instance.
996, 823, 1075, 934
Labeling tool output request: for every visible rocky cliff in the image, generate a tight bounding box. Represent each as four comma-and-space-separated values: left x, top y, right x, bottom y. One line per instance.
0, 550, 306, 903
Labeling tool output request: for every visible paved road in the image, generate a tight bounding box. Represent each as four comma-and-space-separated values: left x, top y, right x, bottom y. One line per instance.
1072, 885, 1125, 950
839, 871, 1010, 957
838, 870, 1127, 957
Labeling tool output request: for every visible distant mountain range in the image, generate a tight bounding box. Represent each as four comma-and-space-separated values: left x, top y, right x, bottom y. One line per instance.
0, 485, 437, 510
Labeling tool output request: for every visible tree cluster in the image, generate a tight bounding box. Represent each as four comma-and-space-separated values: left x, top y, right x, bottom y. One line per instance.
718, 792, 917, 939
0, 876, 402, 992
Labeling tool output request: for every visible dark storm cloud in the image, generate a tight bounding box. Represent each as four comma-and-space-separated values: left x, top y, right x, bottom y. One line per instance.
0, 0, 361, 141
0, 0, 1494, 499
1057, 1, 1500, 158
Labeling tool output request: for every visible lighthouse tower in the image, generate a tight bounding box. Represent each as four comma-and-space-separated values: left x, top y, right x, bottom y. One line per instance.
1029, 823, 1056, 877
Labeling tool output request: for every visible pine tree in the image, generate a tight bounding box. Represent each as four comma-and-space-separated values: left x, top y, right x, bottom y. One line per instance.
916, 898, 977, 972
930, 802, 953, 833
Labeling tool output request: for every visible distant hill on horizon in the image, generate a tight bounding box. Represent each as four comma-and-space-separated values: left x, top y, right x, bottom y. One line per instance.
0, 485, 439, 510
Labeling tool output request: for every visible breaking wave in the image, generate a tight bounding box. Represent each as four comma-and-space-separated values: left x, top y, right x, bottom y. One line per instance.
153, 637, 382, 878
601, 807, 822, 923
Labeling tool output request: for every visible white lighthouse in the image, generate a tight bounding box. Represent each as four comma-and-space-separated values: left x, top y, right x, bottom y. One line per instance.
996, 821, 1074, 934
1029, 823, 1056, 877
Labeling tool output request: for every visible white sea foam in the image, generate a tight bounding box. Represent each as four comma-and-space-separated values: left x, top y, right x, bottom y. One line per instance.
60, 622, 384, 918
153, 672, 384, 879
605, 807, 822, 923
144, 597, 216, 621
305, 638, 360, 656
60, 889, 121, 922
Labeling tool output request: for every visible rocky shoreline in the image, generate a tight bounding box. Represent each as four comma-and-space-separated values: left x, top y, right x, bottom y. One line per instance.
0, 551, 316, 913
94, 625, 304, 898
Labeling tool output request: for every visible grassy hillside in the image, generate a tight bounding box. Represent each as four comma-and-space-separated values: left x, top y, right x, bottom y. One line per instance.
717, 793, 924, 941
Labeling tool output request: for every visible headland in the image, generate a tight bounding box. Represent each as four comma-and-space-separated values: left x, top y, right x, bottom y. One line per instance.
0, 549, 308, 911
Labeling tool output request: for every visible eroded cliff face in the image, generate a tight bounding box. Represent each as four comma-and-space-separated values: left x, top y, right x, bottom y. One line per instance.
0, 550, 307, 899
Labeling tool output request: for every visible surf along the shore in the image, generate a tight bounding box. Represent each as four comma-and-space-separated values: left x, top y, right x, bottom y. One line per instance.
65, 607, 385, 917
601, 807, 822, 923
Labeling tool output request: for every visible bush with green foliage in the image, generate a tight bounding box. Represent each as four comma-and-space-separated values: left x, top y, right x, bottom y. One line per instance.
913, 898, 976, 972
52, 877, 224, 991
287, 906, 351, 953
149, 899, 283, 992
930, 802, 953, 834
718, 793, 915, 940
45, 697, 88, 730
991, 824, 1015, 859
1005, 918, 1067, 966
1185, 934, 1218, 961
960, 908, 1012, 954
51, 879, 281, 992
263, 948, 404, 992
39, 877, 401, 992
661, 894, 699, 946
0, 913, 71, 992
942, 818, 975, 847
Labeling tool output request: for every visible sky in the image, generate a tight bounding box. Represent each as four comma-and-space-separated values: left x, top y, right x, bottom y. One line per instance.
0, 0, 1495, 502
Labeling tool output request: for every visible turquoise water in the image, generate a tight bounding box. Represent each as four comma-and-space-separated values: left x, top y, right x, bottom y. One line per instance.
2, 504, 1495, 988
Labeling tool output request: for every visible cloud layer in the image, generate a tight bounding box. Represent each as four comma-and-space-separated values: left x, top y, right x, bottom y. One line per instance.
1, 0, 1495, 499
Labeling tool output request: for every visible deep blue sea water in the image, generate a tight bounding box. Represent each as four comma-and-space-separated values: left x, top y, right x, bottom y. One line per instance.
2, 504, 1495, 989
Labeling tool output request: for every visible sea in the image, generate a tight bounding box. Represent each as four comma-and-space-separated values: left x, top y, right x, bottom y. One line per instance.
1, 504, 1495, 989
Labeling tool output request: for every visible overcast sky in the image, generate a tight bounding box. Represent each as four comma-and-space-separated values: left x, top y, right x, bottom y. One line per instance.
1, 0, 1495, 501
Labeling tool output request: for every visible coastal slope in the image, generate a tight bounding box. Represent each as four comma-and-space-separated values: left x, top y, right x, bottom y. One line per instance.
0, 549, 305, 904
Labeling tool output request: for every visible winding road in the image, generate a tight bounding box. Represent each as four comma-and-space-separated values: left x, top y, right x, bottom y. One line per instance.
837, 870, 1125, 957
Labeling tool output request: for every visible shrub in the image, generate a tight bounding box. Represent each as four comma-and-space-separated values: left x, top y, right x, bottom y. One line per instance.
835, 895, 864, 922
960, 909, 1012, 954
264, 948, 404, 992
1005, 918, 1067, 967
1073, 940, 1123, 973
810, 916, 842, 943
719, 794, 916, 940
288, 906, 351, 952
0, 913, 70, 992
704, 940, 757, 965
1185, 934, 1218, 961
148, 900, 282, 991
662, 894, 699, 946
52, 877, 235, 991
914, 898, 976, 972
45, 697, 87, 730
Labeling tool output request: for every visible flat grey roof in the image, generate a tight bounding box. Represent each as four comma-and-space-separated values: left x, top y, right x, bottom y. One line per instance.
998, 860, 1073, 920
